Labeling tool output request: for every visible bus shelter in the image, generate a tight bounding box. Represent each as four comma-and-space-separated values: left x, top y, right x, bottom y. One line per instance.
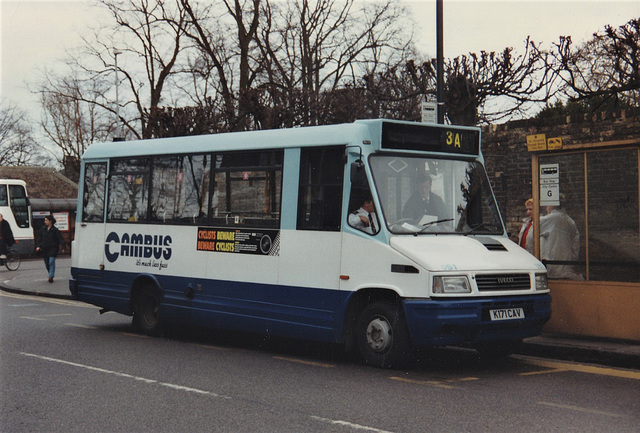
528, 135, 640, 342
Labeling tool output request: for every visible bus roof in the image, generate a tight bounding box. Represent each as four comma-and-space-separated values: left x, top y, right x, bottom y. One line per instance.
82, 122, 372, 160
81, 119, 482, 161
0, 179, 28, 187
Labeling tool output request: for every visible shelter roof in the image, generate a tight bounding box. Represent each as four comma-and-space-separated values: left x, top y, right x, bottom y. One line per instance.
0, 166, 78, 199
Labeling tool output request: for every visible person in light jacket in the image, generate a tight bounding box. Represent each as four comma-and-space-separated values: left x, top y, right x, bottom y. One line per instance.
36, 215, 66, 283
540, 199, 582, 280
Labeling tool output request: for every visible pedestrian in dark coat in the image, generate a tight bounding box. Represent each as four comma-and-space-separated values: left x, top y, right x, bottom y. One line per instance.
36, 215, 65, 283
0, 213, 15, 258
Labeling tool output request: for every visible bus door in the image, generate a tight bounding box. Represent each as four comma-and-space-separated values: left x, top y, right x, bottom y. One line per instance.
78, 162, 109, 271
276, 146, 345, 340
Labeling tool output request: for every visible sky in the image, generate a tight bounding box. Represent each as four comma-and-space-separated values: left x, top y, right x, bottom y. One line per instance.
1, 0, 639, 122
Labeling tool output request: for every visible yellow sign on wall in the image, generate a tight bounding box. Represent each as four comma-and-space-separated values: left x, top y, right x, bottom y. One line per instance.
547, 137, 563, 150
526, 134, 547, 151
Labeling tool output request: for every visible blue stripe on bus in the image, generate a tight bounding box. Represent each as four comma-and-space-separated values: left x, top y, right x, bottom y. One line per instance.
71, 267, 349, 342
403, 294, 552, 346
71, 268, 552, 348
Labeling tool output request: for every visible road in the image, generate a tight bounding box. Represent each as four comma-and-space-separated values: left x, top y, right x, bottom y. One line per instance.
2, 290, 639, 433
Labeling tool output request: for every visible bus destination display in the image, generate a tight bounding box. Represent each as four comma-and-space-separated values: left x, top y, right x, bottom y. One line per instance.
381, 122, 480, 155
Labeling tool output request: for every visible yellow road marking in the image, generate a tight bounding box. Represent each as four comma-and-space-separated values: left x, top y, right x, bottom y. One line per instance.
1, 291, 95, 308
65, 323, 98, 329
538, 401, 627, 418
273, 356, 335, 368
195, 344, 229, 351
120, 332, 149, 339
20, 313, 73, 321
515, 355, 640, 380
389, 376, 478, 389
519, 368, 567, 376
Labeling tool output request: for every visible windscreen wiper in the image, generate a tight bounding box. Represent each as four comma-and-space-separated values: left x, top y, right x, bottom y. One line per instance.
417, 218, 454, 234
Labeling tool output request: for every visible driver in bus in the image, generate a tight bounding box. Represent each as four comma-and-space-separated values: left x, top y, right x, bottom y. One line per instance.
402, 173, 447, 224
0, 213, 15, 259
349, 194, 379, 235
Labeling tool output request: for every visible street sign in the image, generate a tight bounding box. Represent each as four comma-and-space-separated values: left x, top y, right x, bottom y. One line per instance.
421, 101, 437, 124
527, 134, 547, 151
540, 163, 560, 206
547, 137, 563, 150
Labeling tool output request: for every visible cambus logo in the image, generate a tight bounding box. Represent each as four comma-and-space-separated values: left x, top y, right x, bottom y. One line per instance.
105, 232, 172, 263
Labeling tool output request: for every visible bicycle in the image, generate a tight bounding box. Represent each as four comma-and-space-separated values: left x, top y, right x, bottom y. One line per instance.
0, 247, 21, 271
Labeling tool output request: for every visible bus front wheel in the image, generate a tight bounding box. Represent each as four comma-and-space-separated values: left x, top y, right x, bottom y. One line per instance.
132, 288, 162, 336
355, 301, 413, 369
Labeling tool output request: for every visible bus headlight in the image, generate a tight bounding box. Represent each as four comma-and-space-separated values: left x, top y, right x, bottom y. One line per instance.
433, 276, 471, 294
535, 273, 548, 291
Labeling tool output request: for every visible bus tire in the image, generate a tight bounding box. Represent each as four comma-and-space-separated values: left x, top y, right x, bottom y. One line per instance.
355, 301, 414, 369
132, 287, 162, 336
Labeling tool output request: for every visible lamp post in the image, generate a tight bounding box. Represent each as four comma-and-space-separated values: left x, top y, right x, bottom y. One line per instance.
113, 49, 123, 141
436, 0, 444, 124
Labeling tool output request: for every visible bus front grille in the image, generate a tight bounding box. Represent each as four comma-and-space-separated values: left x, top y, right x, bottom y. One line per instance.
475, 274, 531, 291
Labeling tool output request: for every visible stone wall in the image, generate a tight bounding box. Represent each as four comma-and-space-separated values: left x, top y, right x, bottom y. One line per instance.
482, 107, 640, 242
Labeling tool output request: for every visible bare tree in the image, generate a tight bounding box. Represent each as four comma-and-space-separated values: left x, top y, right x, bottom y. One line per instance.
0, 100, 42, 166
444, 40, 553, 125
44, 0, 190, 140
257, 0, 413, 127
37, 74, 113, 181
549, 18, 640, 108
360, 58, 436, 121
176, 0, 413, 130
180, 0, 261, 131
98, 0, 189, 138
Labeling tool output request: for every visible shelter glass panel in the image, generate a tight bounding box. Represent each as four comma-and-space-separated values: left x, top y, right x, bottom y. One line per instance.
587, 148, 639, 282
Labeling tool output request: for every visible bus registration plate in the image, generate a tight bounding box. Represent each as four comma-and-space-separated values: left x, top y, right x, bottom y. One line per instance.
489, 308, 525, 321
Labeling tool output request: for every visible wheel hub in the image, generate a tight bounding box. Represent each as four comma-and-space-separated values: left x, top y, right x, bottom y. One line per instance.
366, 318, 393, 353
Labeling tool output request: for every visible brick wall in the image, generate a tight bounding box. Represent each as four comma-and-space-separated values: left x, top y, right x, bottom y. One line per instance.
482, 107, 640, 241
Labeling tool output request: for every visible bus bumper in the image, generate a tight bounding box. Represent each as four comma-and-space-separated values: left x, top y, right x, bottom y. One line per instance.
402, 294, 551, 347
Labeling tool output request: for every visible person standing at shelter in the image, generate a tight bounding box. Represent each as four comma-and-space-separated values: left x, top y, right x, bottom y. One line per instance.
0, 214, 15, 259
36, 215, 66, 283
518, 198, 534, 255
540, 197, 581, 280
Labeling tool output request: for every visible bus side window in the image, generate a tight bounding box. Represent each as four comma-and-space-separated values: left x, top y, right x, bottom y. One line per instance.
297, 146, 345, 231
211, 151, 283, 228
83, 163, 107, 222
0, 185, 7, 206
149, 154, 210, 224
8, 185, 30, 228
107, 159, 150, 222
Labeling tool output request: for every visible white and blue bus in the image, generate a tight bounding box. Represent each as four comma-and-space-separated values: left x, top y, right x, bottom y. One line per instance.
70, 119, 550, 368
0, 179, 34, 255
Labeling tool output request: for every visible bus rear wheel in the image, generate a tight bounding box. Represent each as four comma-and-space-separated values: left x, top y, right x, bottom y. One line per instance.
355, 301, 414, 369
132, 288, 162, 336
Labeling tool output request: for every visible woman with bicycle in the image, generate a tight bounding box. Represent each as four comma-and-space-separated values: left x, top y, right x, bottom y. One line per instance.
0, 214, 15, 260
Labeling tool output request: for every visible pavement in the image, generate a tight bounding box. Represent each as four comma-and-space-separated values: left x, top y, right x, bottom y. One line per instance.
2, 257, 639, 370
